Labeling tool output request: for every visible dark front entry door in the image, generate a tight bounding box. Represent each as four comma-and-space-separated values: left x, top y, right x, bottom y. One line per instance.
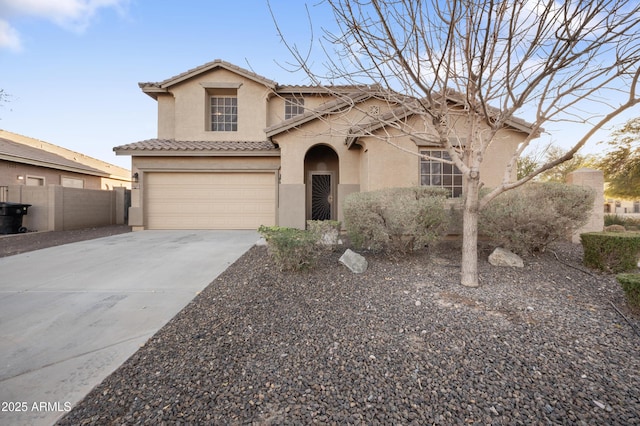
310, 172, 333, 220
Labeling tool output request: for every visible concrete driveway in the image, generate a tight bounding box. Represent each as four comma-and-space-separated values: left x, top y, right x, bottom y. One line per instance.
0, 230, 258, 426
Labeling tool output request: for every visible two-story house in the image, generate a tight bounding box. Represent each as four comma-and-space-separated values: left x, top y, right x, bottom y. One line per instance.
114, 59, 535, 230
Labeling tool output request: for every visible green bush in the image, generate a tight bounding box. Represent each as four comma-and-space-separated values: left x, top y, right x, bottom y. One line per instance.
479, 182, 595, 255
258, 225, 319, 271
581, 232, 640, 273
605, 214, 640, 230
616, 273, 640, 309
343, 187, 449, 254
306, 220, 341, 250
605, 214, 627, 227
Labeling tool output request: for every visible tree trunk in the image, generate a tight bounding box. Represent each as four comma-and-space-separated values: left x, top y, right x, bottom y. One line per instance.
461, 175, 480, 287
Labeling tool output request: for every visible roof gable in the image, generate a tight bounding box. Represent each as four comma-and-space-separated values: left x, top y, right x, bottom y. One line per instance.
344, 94, 538, 148
139, 59, 277, 99
265, 91, 376, 137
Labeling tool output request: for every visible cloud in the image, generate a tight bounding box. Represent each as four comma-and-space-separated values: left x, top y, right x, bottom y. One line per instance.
0, 19, 21, 51
0, 0, 130, 51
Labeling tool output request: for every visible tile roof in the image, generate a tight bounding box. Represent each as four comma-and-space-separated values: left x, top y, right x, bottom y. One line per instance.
0, 137, 109, 175
265, 91, 374, 137
113, 139, 280, 153
0, 129, 130, 178
139, 59, 277, 95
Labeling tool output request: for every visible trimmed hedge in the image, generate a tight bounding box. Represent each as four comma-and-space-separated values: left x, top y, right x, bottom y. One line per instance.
343, 187, 449, 254
480, 182, 594, 255
581, 232, 640, 273
616, 273, 640, 309
258, 225, 319, 271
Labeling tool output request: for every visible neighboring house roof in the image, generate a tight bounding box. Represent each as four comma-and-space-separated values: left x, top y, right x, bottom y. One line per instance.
113, 139, 280, 156
0, 129, 130, 179
139, 59, 278, 99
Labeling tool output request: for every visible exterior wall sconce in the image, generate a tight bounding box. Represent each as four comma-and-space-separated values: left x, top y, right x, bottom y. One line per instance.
17, 175, 24, 181
132, 172, 139, 183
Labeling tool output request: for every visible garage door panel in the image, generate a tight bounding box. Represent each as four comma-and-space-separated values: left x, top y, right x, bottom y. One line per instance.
145, 172, 275, 230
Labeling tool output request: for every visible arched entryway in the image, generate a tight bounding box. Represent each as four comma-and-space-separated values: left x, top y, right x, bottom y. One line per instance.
304, 145, 339, 221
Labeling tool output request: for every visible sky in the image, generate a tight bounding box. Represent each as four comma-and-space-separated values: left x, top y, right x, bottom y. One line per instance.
0, 0, 638, 170
0, 0, 331, 169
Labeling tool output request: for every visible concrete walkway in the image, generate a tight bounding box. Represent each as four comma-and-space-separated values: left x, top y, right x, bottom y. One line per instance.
0, 230, 258, 426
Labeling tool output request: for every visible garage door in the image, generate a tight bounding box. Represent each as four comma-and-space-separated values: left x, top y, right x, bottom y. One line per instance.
145, 172, 275, 229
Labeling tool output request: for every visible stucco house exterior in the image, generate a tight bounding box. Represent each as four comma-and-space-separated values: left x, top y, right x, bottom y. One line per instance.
115, 59, 535, 231
1, 129, 130, 202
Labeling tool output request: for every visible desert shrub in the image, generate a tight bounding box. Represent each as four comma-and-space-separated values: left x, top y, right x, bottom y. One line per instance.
604, 224, 626, 233
616, 273, 640, 309
343, 187, 449, 254
306, 220, 342, 250
581, 232, 640, 273
605, 214, 640, 230
604, 214, 627, 227
258, 225, 318, 271
479, 182, 594, 255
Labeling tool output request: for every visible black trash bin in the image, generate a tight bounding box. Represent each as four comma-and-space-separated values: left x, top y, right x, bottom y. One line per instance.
0, 202, 31, 234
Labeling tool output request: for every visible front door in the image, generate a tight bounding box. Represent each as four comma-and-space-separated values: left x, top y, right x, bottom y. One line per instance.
309, 171, 334, 220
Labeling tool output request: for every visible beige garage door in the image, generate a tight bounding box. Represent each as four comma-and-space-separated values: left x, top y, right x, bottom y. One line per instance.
146, 172, 275, 230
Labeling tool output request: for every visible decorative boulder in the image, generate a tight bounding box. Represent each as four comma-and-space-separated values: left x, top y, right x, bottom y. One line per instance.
489, 247, 524, 268
339, 249, 368, 273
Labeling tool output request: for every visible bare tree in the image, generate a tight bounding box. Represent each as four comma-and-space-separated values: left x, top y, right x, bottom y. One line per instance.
272, 0, 640, 287
0, 89, 10, 119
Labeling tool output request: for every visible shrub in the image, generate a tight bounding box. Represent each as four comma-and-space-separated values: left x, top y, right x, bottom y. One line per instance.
605, 214, 627, 227
306, 220, 341, 250
604, 224, 626, 233
605, 214, 640, 230
616, 273, 640, 309
479, 182, 595, 255
581, 232, 640, 273
343, 187, 449, 254
258, 225, 318, 271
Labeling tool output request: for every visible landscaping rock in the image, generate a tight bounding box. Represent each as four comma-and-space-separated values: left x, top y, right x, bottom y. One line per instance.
57, 241, 640, 425
489, 247, 524, 267
339, 248, 368, 273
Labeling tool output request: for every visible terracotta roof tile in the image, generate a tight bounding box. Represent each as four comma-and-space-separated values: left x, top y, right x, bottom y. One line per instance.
113, 139, 279, 152
139, 59, 277, 91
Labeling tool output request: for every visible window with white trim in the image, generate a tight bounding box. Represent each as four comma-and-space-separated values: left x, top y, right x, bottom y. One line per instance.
210, 95, 237, 131
420, 150, 463, 197
285, 96, 304, 119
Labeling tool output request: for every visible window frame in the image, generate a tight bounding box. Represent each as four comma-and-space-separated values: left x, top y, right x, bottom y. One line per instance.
419, 150, 463, 197
210, 95, 238, 132
284, 96, 305, 120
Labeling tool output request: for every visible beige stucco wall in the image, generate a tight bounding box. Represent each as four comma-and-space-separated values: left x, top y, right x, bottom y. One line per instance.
158, 68, 271, 141
157, 94, 176, 140
358, 118, 522, 192
142, 65, 531, 230
7, 185, 125, 232
567, 168, 604, 243
269, 99, 527, 228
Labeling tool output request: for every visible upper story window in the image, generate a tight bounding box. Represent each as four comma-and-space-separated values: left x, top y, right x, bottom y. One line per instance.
210, 96, 237, 132
285, 96, 304, 119
420, 150, 463, 197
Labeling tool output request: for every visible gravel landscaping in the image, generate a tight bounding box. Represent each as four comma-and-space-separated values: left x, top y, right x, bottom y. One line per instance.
55, 239, 639, 425
0, 225, 131, 257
